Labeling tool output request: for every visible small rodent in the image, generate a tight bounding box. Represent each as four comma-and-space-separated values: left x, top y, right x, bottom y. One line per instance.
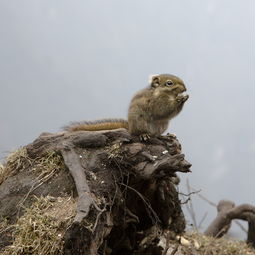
64, 74, 189, 139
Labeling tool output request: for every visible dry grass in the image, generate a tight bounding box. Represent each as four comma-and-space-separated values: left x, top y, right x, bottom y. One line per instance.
0, 148, 75, 254
29, 150, 65, 185
0, 148, 74, 254
177, 232, 255, 255
0, 148, 64, 187
107, 143, 122, 159
0, 147, 31, 185
0, 163, 4, 179
0, 217, 11, 235
0, 196, 75, 255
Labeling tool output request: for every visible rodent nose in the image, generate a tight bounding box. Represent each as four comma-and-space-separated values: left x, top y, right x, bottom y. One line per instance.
180, 84, 187, 92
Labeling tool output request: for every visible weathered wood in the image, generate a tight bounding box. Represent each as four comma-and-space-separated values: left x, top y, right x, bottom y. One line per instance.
26, 129, 130, 158
205, 200, 255, 247
61, 147, 92, 222
134, 154, 191, 179
0, 129, 192, 254
204, 200, 235, 237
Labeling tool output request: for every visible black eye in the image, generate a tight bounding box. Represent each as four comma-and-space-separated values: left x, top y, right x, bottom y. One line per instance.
165, 80, 174, 86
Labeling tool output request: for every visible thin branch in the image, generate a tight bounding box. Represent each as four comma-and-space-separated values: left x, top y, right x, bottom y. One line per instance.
186, 179, 198, 230
189, 185, 247, 234
119, 182, 160, 225
198, 212, 208, 229
179, 189, 201, 197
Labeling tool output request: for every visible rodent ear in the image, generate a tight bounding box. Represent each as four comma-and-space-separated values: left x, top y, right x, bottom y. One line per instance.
149, 74, 160, 88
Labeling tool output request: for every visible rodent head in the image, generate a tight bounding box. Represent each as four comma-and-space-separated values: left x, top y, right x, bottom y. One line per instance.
149, 74, 187, 96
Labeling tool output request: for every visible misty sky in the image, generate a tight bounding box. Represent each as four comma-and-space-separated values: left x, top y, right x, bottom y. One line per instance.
1, 0, 255, 236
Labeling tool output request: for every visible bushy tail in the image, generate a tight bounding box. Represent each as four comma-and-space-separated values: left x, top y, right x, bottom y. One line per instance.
63, 118, 128, 132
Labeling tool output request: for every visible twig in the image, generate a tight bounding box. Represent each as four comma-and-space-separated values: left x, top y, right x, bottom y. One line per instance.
189, 186, 217, 207
119, 182, 160, 225
189, 185, 247, 234
92, 201, 107, 233
17, 170, 56, 216
179, 189, 201, 197
180, 196, 190, 205
198, 212, 208, 229
186, 179, 198, 230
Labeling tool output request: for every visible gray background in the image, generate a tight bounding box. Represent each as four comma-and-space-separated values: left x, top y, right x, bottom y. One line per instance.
1, 0, 255, 236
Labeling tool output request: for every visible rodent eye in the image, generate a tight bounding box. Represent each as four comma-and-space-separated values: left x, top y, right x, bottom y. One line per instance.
165, 80, 174, 86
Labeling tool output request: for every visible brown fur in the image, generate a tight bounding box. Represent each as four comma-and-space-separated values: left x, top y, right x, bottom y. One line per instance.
64, 119, 128, 132
128, 74, 188, 136
64, 74, 188, 137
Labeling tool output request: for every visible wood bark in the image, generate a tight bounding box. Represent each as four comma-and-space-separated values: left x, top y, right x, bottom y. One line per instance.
0, 129, 192, 254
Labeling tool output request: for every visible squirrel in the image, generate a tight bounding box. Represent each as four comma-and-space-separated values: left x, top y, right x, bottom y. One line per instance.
64, 74, 189, 139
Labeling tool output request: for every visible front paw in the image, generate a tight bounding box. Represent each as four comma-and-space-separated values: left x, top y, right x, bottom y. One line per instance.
166, 133, 177, 138
139, 134, 151, 141
176, 94, 189, 103
159, 133, 177, 141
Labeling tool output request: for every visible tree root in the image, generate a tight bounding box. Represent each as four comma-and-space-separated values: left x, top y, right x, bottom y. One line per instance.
205, 199, 255, 247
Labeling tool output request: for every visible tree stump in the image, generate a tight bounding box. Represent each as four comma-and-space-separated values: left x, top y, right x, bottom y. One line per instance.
0, 129, 191, 255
